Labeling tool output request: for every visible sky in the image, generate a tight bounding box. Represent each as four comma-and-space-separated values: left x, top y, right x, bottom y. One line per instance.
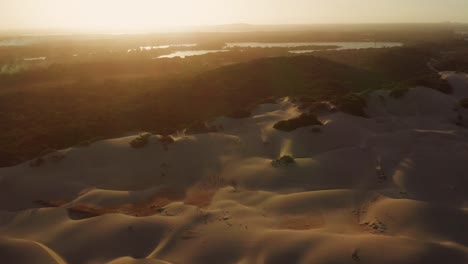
1, 0, 467, 32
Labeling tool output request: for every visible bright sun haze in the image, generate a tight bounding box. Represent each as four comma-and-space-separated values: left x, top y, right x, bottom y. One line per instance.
1, 0, 468, 32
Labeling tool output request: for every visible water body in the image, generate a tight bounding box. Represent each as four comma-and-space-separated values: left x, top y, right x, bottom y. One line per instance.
289, 42, 403, 53
156, 42, 402, 59
0, 38, 36, 46
157, 50, 227, 59
128, 44, 198, 53
224, 42, 403, 52
23, 57, 47, 61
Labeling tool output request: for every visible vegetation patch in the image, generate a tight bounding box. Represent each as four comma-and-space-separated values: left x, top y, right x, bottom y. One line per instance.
29, 157, 45, 168
295, 96, 316, 110
256, 97, 278, 105
76, 137, 106, 148
274, 113, 322, 132
226, 97, 278, 119
186, 122, 218, 134
310, 126, 322, 133
407, 76, 452, 94
271, 155, 296, 167
361, 219, 388, 234
226, 109, 251, 119
434, 55, 468, 73
336, 93, 368, 117
158, 135, 175, 144
459, 98, 468, 109
389, 87, 409, 99
296, 98, 337, 114
48, 152, 66, 163
130, 132, 152, 148
309, 101, 336, 114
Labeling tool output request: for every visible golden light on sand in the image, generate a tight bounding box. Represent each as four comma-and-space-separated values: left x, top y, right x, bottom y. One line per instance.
280, 138, 293, 157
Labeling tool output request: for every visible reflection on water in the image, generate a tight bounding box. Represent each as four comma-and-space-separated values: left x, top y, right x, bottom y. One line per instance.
0, 38, 36, 46
23, 57, 47, 61
289, 42, 403, 53
128, 44, 198, 53
289, 50, 325, 54
2, 39, 404, 61
155, 42, 403, 59
225, 42, 403, 51
157, 50, 227, 59
225, 42, 332, 48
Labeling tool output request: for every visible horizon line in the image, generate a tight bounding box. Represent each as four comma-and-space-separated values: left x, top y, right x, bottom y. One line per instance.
1, 21, 467, 36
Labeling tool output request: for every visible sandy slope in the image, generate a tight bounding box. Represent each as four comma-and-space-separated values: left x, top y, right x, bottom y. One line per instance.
1, 72, 468, 264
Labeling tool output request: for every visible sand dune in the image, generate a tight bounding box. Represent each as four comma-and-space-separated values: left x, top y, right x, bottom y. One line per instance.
1, 73, 468, 263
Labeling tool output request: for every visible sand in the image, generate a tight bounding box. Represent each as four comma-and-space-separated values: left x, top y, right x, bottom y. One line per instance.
1, 72, 468, 263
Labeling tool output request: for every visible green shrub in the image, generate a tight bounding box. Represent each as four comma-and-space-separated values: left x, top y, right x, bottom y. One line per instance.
273, 113, 322, 132
76, 137, 106, 148
389, 87, 409, 99
460, 98, 468, 109
409, 77, 452, 94
29, 157, 45, 167
271, 155, 296, 167
256, 97, 278, 105
186, 122, 218, 134
130, 132, 152, 148
310, 126, 322, 133
337, 94, 368, 117
226, 109, 251, 119
308, 101, 336, 114
159, 135, 175, 144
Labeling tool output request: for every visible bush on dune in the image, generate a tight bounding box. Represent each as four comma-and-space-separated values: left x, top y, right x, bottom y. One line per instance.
336, 93, 368, 117
459, 98, 468, 109
76, 137, 106, 148
226, 109, 251, 119
435, 57, 468, 73
271, 155, 296, 167
389, 87, 410, 99
308, 101, 337, 114
29, 157, 45, 168
186, 121, 218, 134
158, 135, 175, 144
407, 75, 452, 94
389, 75, 451, 99
130, 132, 152, 148
225, 97, 278, 119
274, 113, 322, 132
295, 97, 336, 112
